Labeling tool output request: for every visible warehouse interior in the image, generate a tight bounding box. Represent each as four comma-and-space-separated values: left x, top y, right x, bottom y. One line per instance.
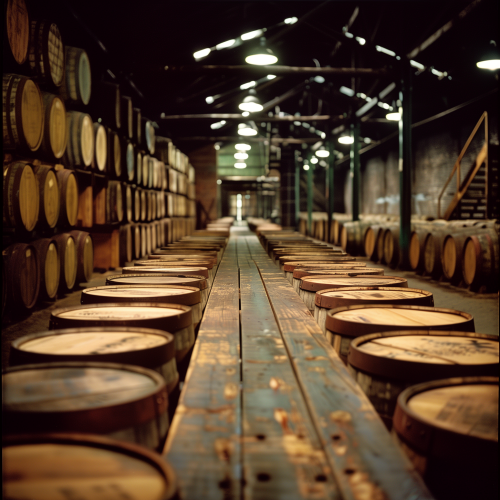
2, 0, 499, 499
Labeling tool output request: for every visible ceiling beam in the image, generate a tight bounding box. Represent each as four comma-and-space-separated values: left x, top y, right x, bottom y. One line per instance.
164, 65, 389, 76
161, 114, 333, 121
174, 136, 321, 144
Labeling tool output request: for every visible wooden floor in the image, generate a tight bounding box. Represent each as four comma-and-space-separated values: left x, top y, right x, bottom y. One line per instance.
163, 226, 433, 500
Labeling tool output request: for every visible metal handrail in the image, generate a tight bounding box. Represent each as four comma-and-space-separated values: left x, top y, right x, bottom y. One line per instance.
437, 111, 488, 219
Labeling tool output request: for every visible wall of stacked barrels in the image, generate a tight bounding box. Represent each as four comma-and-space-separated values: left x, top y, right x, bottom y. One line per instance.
2, 0, 196, 319
256, 227, 498, 500
298, 212, 499, 293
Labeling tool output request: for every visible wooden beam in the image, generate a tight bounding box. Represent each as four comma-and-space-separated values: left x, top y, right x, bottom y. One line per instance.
161, 114, 333, 121
164, 65, 389, 76
174, 136, 322, 144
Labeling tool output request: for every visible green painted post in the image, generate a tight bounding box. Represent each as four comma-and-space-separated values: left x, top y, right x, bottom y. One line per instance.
307, 160, 313, 236
294, 149, 300, 230
326, 124, 334, 243
350, 120, 360, 222
399, 62, 413, 269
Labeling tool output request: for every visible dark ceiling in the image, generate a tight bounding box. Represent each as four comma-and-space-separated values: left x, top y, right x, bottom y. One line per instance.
31, 0, 499, 153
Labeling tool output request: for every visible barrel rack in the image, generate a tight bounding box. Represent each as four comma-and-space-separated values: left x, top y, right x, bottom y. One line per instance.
163, 228, 432, 499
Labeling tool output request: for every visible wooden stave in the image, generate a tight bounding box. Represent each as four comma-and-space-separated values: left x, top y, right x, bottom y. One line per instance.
2, 433, 178, 500
59, 45, 92, 105
142, 117, 155, 155
31, 237, 60, 300
27, 19, 65, 89
340, 220, 373, 256
122, 266, 210, 279
132, 223, 141, 259
363, 224, 384, 261
39, 91, 67, 160
53, 232, 77, 292
123, 138, 135, 182
300, 275, 408, 293
3, 361, 170, 452
3, 0, 30, 66
106, 180, 124, 224
118, 224, 133, 266
122, 183, 133, 223
33, 164, 60, 229
2, 242, 40, 311
348, 332, 499, 429
293, 267, 384, 281
3, 74, 44, 152
282, 260, 364, 272
62, 111, 94, 168
105, 127, 122, 178
392, 376, 498, 500
69, 230, 93, 284
92, 122, 107, 172
56, 169, 79, 227
462, 229, 500, 288
3, 161, 40, 232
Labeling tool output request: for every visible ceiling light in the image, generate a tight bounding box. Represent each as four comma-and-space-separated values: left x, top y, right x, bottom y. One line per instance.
238, 123, 258, 136
216, 39, 236, 50
315, 147, 330, 158
217, 179, 222, 184
234, 152, 248, 160
240, 81, 256, 90
313, 76, 325, 83
205, 96, 215, 104
241, 29, 264, 41
376, 46, 396, 57
293, 121, 301, 126
267, 74, 276, 79
477, 40, 500, 70
386, 112, 401, 121
410, 60, 425, 70
356, 37, 366, 45
340, 86, 355, 97
284, 17, 298, 25
364, 137, 372, 144
345, 32, 354, 38
211, 120, 226, 130
242, 111, 250, 117
320, 132, 326, 139
338, 134, 354, 145
303, 164, 310, 171
193, 48, 211, 60
214, 144, 220, 150
245, 37, 278, 65
302, 122, 310, 128
310, 157, 318, 164
235, 143, 251, 151
235, 162, 247, 169
239, 89, 263, 112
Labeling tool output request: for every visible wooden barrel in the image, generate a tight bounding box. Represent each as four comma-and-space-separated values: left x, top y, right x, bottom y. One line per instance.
363, 224, 385, 262
93, 122, 107, 172
283, 261, 366, 283
325, 304, 475, 363
3, 361, 170, 452
140, 224, 147, 257
145, 224, 152, 255
278, 254, 353, 270
10, 326, 180, 418
133, 107, 142, 144
135, 260, 215, 284
133, 187, 141, 222
131, 223, 141, 259
90, 81, 120, 130
151, 250, 218, 265
294, 267, 383, 280
106, 127, 121, 178
106, 273, 209, 310
82, 285, 203, 327
4, 0, 30, 66
122, 266, 210, 281
121, 95, 133, 139
33, 164, 60, 229
122, 183, 133, 223
142, 117, 155, 154
340, 220, 373, 256
462, 228, 500, 289
118, 224, 133, 265
348, 332, 498, 429
298, 275, 409, 311
142, 153, 150, 188
106, 180, 123, 224
50, 302, 195, 364
135, 148, 143, 185
3, 161, 40, 232
39, 92, 67, 160
3, 74, 44, 152
423, 231, 444, 277
56, 169, 79, 227
409, 221, 448, 271
140, 188, 147, 221
69, 230, 93, 283
2, 434, 178, 500
2, 242, 39, 312
393, 376, 498, 500
63, 111, 94, 168
59, 46, 91, 105
124, 139, 135, 181
314, 287, 434, 334
53, 232, 77, 291
27, 19, 64, 88
31, 238, 60, 300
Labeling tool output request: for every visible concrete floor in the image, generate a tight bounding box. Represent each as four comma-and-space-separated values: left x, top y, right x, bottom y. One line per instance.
2, 236, 498, 369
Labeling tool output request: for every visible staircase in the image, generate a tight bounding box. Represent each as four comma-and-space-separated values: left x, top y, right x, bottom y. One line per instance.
438, 112, 498, 221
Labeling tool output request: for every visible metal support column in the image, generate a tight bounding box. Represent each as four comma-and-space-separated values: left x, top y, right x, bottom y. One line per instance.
294, 149, 301, 230
399, 62, 413, 269
326, 123, 334, 243
307, 161, 313, 236
350, 120, 360, 222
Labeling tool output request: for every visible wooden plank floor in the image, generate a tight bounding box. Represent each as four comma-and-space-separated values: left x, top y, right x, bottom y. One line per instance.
164, 228, 433, 500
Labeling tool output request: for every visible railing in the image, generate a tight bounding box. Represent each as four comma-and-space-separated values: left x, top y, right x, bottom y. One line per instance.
437, 111, 488, 220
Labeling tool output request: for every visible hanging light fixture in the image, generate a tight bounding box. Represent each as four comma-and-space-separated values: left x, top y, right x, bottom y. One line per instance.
245, 37, 278, 65
239, 89, 263, 112
238, 122, 258, 136
386, 109, 401, 121
315, 146, 330, 158
235, 143, 251, 151
310, 157, 318, 164
477, 40, 500, 70
338, 133, 354, 144
234, 151, 249, 160
235, 162, 247, 169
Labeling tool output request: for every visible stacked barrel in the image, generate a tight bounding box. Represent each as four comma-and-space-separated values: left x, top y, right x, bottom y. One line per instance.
298, 212, 499, 292
257, 227, 498, 500
2, 0, 197, 320
3, 206, 232, 499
